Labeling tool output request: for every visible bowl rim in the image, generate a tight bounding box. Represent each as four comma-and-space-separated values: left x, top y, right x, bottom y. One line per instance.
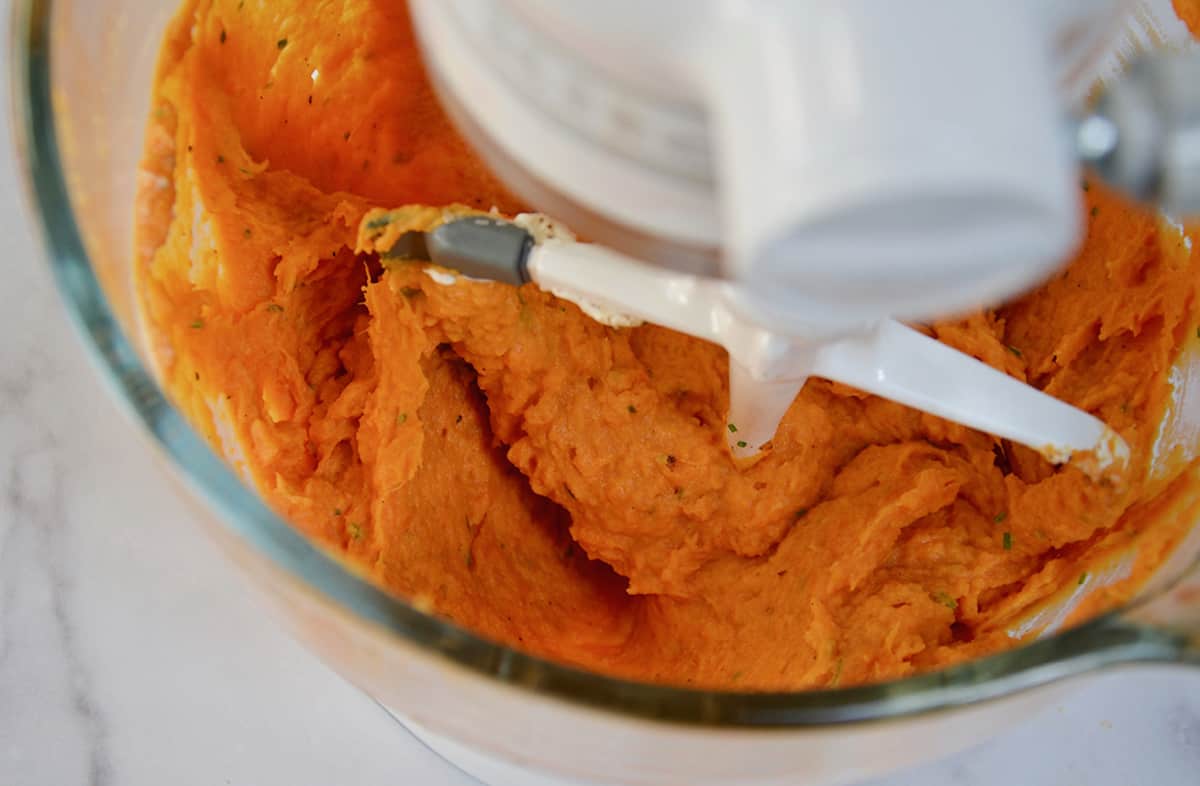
8, 0, 1187, 730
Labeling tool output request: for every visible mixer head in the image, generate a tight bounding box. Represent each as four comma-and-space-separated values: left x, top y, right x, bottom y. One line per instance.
408, 0, 1148, 329
404, 0, 1198, 466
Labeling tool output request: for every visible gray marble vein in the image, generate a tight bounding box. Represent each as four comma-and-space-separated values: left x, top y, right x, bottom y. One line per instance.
0, 245, 111, 785
0, 377, 99, 784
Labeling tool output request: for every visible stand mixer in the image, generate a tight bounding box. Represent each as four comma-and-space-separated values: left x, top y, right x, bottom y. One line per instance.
402, 0, 1200, 469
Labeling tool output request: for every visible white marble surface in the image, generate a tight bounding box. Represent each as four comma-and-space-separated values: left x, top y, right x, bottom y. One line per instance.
2, 41, 1200, 786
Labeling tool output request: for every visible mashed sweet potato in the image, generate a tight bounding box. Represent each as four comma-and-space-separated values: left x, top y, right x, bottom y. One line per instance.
136, 0, 1200, 689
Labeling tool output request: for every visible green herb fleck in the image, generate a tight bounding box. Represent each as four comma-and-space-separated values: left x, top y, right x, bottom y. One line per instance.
333, 508, 343, 517
1003, 531, 1013, 551
736, 440, 748, 448
993, 511, 1008, 524
365, 214, 392, 230
933, 591, 958, 611
190, 319, 205, 329
216, 155, 224, 164
674, 487, 684, 499
1006, 345, 1023, 358
220, 29, 226, 44
243, 227, 252, 239
830, 658, 844, 687
398, 286, 421, 299
347, 522, 363, 541
465, 550, 475, 569
517, 291, 533, 325
277, 38, 289, 50
730, 670, 743, 682
1195, 327, 1200, 340
266, 303, 284, 313
665, 454, 677, 467
1078, 572, 1088, 586
396, 412, 408, 425
627, 404, 637, 414
1090, 206, 1099, 218
794, 507, 810, 521
343, 131, 351, 141
727, 423, 738, 434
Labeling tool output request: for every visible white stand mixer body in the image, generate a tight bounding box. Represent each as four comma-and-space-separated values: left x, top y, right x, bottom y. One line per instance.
410, 0, 1131, 335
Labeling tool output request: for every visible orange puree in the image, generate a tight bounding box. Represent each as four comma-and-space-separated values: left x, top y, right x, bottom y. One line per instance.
1176, 0, 1200, 36
136, 0, 1200, 689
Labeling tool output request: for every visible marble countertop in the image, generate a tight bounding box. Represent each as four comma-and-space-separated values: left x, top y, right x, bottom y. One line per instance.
2, 52, 1200, 786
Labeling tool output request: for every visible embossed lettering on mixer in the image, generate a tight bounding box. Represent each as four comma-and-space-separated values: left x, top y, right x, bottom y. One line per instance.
130, 0, 1200, 691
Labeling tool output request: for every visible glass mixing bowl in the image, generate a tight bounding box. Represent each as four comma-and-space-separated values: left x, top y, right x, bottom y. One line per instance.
10, 1, 1200, 784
